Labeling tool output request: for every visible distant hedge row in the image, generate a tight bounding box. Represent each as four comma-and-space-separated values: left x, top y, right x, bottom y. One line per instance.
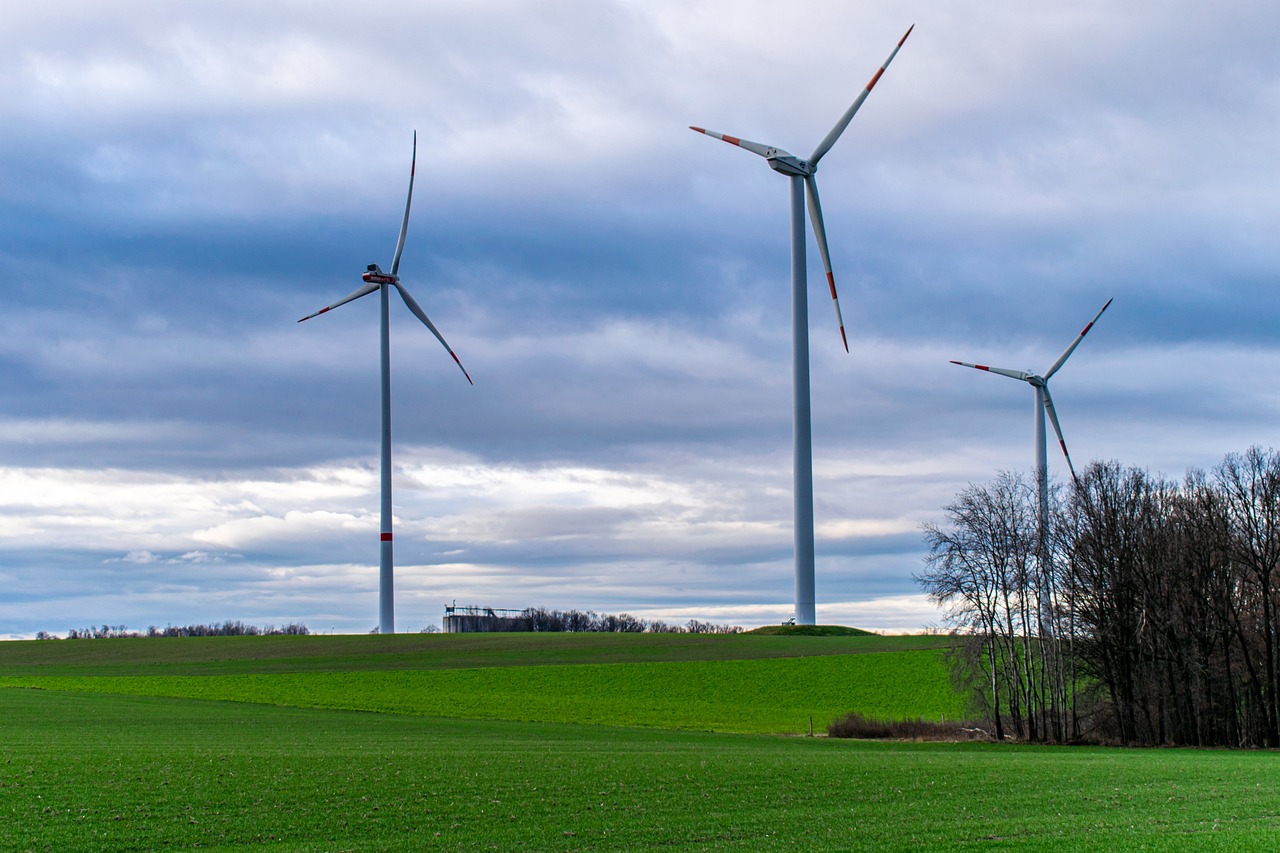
40, 621, 310, 640
444, 607, 741, 635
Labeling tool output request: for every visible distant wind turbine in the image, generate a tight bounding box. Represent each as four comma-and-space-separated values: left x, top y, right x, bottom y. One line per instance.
299, 132, 472, 635
950, 298, 1112, 631
690, 26, 913, 626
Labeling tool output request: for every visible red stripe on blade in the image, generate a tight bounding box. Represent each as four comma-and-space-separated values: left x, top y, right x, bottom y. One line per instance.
866, 68, 885, 91
826, 272, 838, 300
723, 134, 741, 146
452, 353, 474, 384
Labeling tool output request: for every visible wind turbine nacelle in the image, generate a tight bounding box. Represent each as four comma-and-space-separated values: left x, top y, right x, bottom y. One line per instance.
768, 154, 814, 177
362, 264, 398, 285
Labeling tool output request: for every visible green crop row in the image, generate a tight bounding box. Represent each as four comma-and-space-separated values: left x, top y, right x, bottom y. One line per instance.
0, 631, 956, 677
4, 688, 1278, 852
0, 650, 966, 734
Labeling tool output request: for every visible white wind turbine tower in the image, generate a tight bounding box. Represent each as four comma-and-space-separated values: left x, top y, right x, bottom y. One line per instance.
950, 298, 1112, 631
299, 132, 472, 635
691, 26, 913, 626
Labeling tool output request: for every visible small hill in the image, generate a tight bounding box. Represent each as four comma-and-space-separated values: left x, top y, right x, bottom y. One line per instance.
747, 625, 875, 637
0, 630, 948, 677
0, 631, 965, 734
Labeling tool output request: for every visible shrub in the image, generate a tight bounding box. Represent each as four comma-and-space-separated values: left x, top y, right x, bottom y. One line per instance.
827, 711, 993, 741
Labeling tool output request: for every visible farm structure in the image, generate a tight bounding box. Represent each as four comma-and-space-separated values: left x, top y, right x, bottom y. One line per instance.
442, 604, 526, 633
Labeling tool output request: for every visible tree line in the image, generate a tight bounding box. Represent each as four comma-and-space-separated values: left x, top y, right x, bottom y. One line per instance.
40, 611, 744, 640
444, 606, 742, 634
40, 620, 311, 639
919, 446, 1280, 748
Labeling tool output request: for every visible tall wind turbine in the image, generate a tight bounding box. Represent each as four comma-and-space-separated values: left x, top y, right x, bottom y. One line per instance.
299, 132, 472, 635
690, 26, 913, 626
950, 298, 1112, 631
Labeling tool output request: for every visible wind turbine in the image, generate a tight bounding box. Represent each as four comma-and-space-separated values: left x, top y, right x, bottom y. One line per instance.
690, 26, 913, 626
299, 132, 472, 635
950, 298, 1112, 632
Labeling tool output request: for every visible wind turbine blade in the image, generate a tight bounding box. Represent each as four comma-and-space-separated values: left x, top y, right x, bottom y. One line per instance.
1042, 384, 1077, 481
804, 176, 847, 352
297, 281, 380, 322
689, 127, 787, 159
390, 131, 417, 278
392, 281, 473, 385
809, 24, 914, 165
949, 360, 1030, 382
1044, 297, 1113, 379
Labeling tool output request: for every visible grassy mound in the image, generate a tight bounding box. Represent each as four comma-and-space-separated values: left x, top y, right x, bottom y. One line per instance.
0, 631, 967, 735
0, 649, 967, 734
0, 630, 952, 677
746, 624, 876, 637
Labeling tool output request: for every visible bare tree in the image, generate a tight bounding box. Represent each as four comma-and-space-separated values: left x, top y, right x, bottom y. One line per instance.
919, 471, 1069, 741
926, 447, 1280, 748
1215, 446, 1280, 747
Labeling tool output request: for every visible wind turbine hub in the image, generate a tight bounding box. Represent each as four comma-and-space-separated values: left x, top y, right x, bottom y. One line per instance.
1027, 374, 1045, 388
362, 263, 398, 285
767, 154, 815, 177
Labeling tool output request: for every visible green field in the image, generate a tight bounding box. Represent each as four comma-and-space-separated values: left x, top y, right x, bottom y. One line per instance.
0, 652, 964, 734
3, 632, 1278, 851
0, 631, 952, 676
0, 633, 965, 734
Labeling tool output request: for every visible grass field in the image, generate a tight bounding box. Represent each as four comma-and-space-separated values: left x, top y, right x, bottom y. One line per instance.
0, 651, 965, 734
0, 632, 965, 734
3, 632, 1278, 851
0, 631, 953, 677
5, 689, 1280, 852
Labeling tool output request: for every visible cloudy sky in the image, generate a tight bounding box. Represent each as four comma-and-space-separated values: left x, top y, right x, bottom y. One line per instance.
2, 0, 1277, 637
